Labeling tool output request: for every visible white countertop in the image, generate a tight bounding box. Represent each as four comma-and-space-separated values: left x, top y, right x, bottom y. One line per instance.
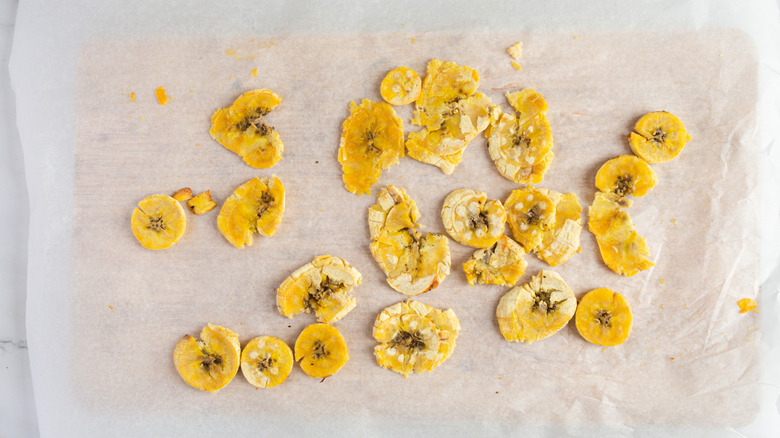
0, 1, 37, 436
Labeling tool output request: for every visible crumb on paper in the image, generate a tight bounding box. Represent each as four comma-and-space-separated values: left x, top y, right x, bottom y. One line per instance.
155, 87, 169, 105
510, 61, 523, 71
671, 218, 677, 225
659, 278, 665, 284
108, 305, 114, 311
251, 68, 258, 77
738, 298, 757, 314
574, 35, 579, 40
670, 357, 675, 360
129, 92, 135, 102
507, 41, 523, 59
411, 37, 417, 44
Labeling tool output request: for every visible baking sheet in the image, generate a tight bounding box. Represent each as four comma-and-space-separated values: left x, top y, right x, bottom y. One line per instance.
11, 1, 780, 436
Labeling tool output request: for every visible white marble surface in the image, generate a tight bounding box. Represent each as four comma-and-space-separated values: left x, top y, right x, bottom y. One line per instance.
0, 0, 38, 437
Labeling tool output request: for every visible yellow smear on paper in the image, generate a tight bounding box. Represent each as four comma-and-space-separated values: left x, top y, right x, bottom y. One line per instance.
738, 298, 757, 314
155, 87, 168, 105
251, 68, 258, 77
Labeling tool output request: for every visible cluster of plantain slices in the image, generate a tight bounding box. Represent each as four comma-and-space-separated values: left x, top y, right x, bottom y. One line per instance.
496, 270, 633, 346
588, 111, 691, 276
132, 88, 290, 251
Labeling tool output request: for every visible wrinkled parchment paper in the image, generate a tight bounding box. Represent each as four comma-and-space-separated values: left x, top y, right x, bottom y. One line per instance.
11, 1, 780, 436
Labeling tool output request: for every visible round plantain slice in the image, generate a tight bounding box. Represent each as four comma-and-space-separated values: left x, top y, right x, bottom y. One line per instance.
217, 175, 285, 248
575, 288, 633, 346
441, 188, 507, 248
131, 194, 187, 250
595, 155, 657, 198
504, 185, 556, 252
627, 111, 691, 164
496, 270, 576, 343
276, 255, 362, 323
240, 336, 294, 388
294, 323, 349, 379
380, 67, 422, 106
210, 89, 284, 168
373, 300, 460, 377
173, 323, 241, 393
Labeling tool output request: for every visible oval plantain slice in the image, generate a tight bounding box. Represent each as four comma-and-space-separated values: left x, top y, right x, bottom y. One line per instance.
496, 270, 576, 343
209, 89, 284, 168
627, 111, 691, 164
217, 175, 285, 248
240, 336, 294, 388
487, 89, 554, 184
504, 185, 556, 252
276, 255, 362, 323
173, 323, 241, 393
462, 235, 528, 287
380, 67, 422, 106
131, 194, 187, 250
575, 288, 632, 346
441, 188, 506, 248
595, 155, 656, 198
595, 227, 654, 277
294, 323, 349, 379
373, 300, 460, 377
338, 99, 405, 196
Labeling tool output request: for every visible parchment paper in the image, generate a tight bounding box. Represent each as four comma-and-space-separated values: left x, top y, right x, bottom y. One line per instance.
11, 1, 780, 436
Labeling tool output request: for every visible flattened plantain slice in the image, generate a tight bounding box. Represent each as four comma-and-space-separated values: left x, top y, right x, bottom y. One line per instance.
595, 155, 656, 198
575, 288, 633, 346
173, 323, 241, 393
462, 235, 527, 287
406, 59, 498, 174
628, 111, 690, 164
441, 188, 506, 248
373, 300, 460, 377
368, 185, 450, 295
240, 336, 294, 388
504, 185, 556, 252
380, 67, 422, 106
217, 176, 285, 248
487, 89, 554, 184
210, 89, 284, 168
338, 99, 405, 196
131, 194, 187, 250
295, 323, 349, 379
535, 189, 582, 267
496, 270, 576, 343
276, 255, 362, 323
